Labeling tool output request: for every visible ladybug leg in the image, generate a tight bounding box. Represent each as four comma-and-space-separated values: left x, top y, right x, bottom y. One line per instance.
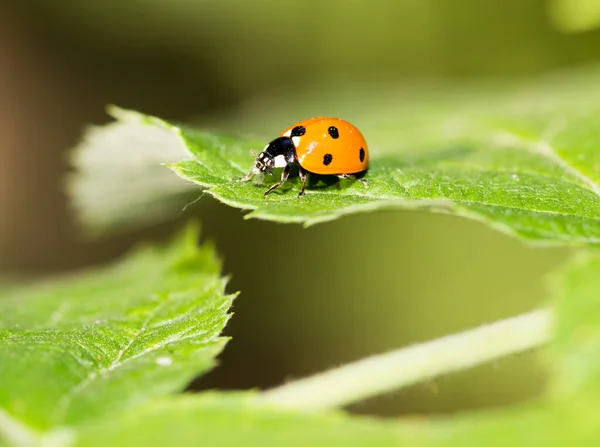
264, 165, 291, 197
298, 167, 308, 198
338, 174, 369, 186
236, 170, 255, 182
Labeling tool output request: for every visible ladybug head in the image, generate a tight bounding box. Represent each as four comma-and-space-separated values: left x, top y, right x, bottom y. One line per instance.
249, 151, 275, 176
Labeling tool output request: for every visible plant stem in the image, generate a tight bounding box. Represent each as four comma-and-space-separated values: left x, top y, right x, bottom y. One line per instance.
258, 308, 552, 411
0, 409, 39, 447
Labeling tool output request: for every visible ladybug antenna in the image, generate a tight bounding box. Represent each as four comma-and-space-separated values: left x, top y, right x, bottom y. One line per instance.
250, 149, 258, 157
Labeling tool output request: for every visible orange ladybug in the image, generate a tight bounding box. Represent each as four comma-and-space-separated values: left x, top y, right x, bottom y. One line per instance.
238, 117, 369, 197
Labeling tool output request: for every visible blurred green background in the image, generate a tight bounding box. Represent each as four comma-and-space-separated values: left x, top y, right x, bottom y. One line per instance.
2, 0, 596, 417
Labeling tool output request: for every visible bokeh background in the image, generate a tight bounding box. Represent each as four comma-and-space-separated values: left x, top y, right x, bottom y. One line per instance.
2, 0, 597, 416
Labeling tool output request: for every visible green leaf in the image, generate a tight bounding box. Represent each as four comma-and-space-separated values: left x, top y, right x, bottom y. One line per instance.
71, 249, 600, 447
0, 224, 234, 435
166, 67, 600, 244
70, 393, 555, 447
164, 67, 600, 244
71, 252, 600, 447
74, 393, 415, 447
70, 66, 600, 246
68, 110, 202, 234
72, 395, 593, 447
165, 75, 600, 245
548, 252, 600, 401
1, 210, 599, 445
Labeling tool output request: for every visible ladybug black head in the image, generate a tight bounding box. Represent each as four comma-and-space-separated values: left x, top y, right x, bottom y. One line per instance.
253, 151, 275, 175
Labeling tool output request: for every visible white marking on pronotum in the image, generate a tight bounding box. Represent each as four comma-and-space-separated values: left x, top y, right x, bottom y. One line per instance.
292, 136, 301, 146
282, 129, 292, 137
273, 155, 287, 168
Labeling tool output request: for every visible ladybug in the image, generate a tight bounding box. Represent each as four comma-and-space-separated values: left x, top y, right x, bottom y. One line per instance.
238, 117, 369, 197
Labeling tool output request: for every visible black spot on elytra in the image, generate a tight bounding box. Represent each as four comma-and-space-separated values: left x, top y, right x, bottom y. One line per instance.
323, 153, 333, 166
291, 126, 306, 137
328, 126, 339, 139
359, 147, 365, 162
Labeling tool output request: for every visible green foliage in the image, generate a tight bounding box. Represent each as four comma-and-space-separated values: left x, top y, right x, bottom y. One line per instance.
74, 393, 415, 447
169, 128, 600, 244
75, 65, 600, 245
68, 113, 201, 233
15, 65, 600, 445
549, 252, 600, 401
2, 250, 600, 445
0, 225, 235, 444
175, 67, 600, 244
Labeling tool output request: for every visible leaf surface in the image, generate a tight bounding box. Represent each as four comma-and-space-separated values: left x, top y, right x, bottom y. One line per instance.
0, 226, 234, 433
